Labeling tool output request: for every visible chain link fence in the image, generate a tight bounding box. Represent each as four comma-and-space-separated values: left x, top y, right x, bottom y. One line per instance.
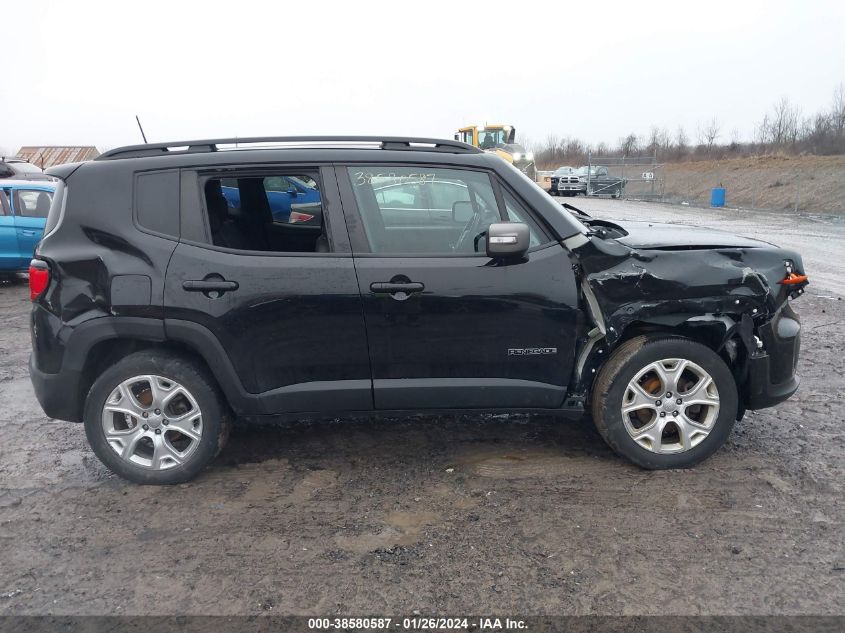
586, 154, 664, 199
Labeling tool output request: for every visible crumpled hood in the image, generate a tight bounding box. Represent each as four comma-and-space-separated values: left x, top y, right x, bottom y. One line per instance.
614, 221, 774, 249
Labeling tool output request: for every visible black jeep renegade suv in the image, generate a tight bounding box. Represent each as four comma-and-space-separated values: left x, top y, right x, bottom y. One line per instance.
28, 136, 807, 484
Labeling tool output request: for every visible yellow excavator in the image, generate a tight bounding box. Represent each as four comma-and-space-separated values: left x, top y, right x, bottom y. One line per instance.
455, 124, 536, 180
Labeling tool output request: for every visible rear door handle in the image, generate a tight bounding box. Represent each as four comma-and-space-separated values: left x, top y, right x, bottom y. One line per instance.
183, 280, 239, 292
182, 279, 239, 298
370, 282, 425, 294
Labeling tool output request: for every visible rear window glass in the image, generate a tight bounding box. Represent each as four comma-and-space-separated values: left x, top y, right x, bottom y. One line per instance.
135, 170, 180, 237
11, 161, 43, 174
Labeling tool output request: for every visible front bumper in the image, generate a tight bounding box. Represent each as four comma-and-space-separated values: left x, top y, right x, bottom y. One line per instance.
745, 353, 800, 409
550, 178, 586, 193
744, 302, 801, 410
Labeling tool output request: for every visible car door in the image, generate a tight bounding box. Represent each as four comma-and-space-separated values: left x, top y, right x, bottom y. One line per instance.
0, 189, 17, 271
338, 163, 580, 410
10, 187, 52, 266
163, 165, 372, 414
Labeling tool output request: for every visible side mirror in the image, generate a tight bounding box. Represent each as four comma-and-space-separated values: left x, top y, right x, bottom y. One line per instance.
452, 200, 475, 223
287, 187, 298, 197
486, 222, 530, 258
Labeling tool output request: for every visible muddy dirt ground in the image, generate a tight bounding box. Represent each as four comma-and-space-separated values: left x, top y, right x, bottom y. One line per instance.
0, 201, 843, 616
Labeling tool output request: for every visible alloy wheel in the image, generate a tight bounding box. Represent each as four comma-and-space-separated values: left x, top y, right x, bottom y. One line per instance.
101, 375, 203, 470
620, 358, 720, 454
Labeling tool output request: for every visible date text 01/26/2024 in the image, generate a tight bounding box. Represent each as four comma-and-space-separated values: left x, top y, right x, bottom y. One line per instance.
308, 617, 528, 630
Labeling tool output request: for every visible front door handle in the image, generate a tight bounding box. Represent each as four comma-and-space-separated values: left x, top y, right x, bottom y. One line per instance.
370, 281, 425, 294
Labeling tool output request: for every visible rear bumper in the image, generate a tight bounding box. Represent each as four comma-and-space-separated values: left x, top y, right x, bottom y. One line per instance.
29, 352, 84, 422
29, 308, 167, 423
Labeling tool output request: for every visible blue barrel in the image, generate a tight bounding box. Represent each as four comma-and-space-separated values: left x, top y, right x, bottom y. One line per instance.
711, 187, 726, 208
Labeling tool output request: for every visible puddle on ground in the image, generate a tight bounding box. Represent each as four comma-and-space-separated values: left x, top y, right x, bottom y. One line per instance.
454, 449, 585, 479
333, 510, 440, 552
287, 469, 338, 503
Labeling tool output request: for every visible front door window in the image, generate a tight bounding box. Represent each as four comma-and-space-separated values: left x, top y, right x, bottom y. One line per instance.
347, 166, 501, 255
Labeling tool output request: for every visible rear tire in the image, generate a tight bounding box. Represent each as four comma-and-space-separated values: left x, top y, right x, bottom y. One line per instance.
83, 350, 231, 484
591, 335, 738, 469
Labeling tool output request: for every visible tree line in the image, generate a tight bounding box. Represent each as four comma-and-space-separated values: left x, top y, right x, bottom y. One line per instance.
531, 83, 845, 168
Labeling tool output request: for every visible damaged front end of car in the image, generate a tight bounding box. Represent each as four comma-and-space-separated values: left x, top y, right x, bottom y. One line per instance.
565, 222, 807, 419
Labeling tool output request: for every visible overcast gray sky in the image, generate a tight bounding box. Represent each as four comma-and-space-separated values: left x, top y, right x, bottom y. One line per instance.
2, 0, 844, 154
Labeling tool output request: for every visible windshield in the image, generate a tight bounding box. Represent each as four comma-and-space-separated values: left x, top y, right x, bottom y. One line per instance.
10, 161, 43, 174
554, 167, 574, 175
477, 129, 508, 150
576, 166, 606, 176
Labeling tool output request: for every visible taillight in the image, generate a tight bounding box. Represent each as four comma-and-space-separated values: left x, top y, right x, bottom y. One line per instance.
288, 211, 315, 224
29, 260, 50, 301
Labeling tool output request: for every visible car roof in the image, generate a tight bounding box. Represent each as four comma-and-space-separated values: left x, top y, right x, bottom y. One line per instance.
0, 179, 56, 189
49, 137, 499, 179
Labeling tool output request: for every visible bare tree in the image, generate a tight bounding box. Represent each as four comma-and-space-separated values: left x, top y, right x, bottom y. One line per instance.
831, 82, 845, 138
660, 127, 672, 155
646, 126, 661, 156
697, 117, 720, 154
675, 126, 688, 158
619, 133, 639, 156
767, 98, 800, 146
531, 80, 845, 169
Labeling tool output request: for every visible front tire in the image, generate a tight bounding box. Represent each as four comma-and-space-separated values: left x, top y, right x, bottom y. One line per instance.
591, 336, 738, 469
83, 351, 231, 484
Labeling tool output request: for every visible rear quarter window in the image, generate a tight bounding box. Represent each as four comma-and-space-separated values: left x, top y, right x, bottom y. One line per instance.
135, 170, 180, 238
42, 180, 65, 237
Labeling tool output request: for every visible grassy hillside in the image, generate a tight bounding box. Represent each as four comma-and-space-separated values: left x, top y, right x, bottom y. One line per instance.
659, 154, 845, 213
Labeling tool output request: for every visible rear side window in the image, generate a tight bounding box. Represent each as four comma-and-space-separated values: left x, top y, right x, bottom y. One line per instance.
0, 189, 9, 215
13, 189, 54, 218
135, 170, 180, 238
202, 172, 326, 253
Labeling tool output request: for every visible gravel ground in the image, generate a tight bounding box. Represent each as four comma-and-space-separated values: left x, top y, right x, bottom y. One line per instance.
0, 200, 843, 616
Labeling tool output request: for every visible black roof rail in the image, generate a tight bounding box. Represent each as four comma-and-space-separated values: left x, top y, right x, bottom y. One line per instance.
96, 136, 482, 160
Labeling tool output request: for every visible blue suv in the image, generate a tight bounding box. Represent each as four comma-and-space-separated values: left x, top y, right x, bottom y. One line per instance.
0, 180, 55, 276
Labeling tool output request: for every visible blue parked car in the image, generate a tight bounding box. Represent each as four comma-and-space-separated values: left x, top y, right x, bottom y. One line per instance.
0, 180, 55, 276
220, 175, 322, 225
